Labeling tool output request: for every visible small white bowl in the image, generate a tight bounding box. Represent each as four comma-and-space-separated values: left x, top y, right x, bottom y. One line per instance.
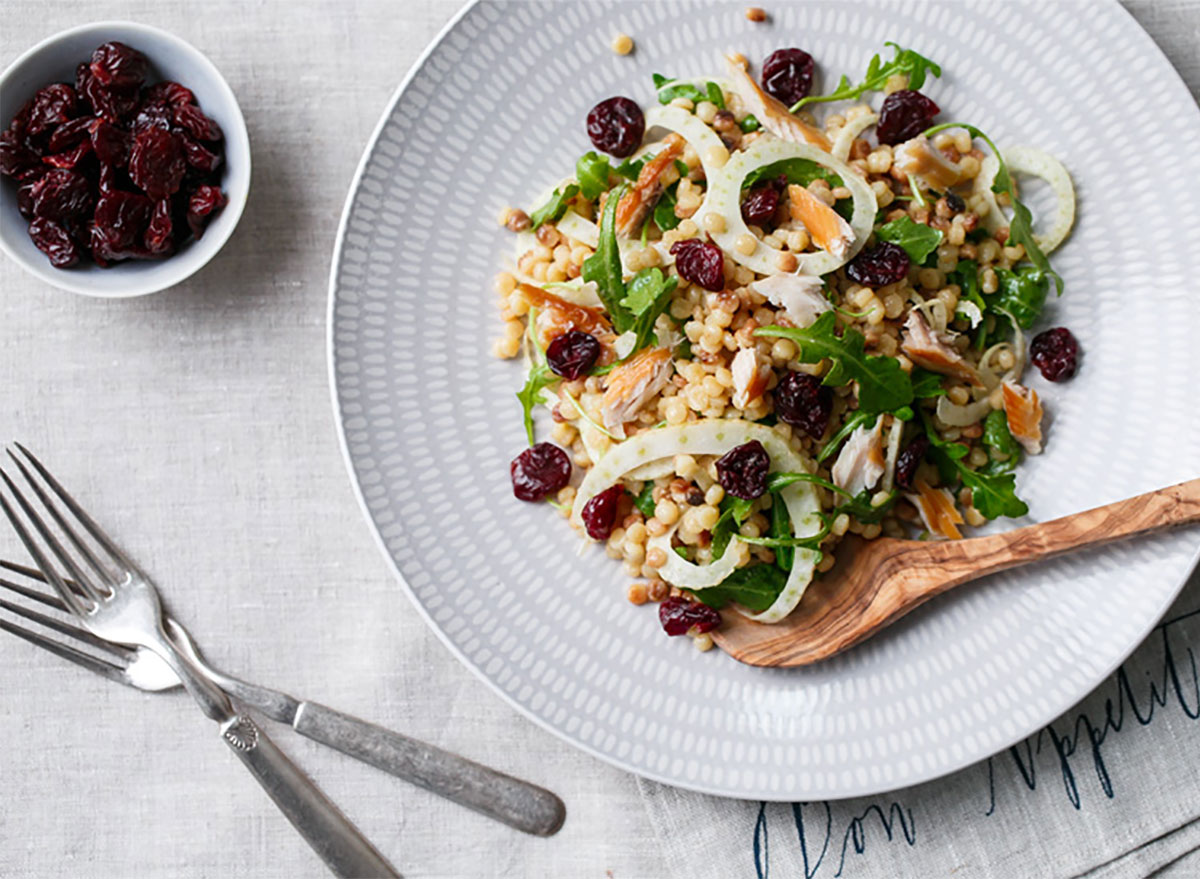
0, 21, 250, 297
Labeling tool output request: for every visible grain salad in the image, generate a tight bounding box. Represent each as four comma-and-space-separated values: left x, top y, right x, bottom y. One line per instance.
495, 42, 1079, 646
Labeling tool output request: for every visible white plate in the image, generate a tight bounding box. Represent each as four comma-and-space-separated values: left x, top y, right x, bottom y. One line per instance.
328, 0, 1200, 799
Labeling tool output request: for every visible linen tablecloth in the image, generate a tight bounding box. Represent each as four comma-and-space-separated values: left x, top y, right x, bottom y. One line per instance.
0, 2, 1197, 877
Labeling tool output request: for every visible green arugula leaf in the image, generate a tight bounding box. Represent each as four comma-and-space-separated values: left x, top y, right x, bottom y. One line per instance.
831, 488, 897, 525
632, 481, 657, 517
739, 114, 761, 133
768, 495, 793, 571
706, 81, 726, 109
767, 471, 847, 496
756, 313, 914, 414
529, 184, 580, 229
921, 410, 1027, 519
691, 564, 787, 612
652, 73, 727, 108
992, 266, 1048, 330
923, 122, 1063, 295
948, 258, 988, 341
792, 41, 941, 111
515, 323, 559, 446
622, 267, 678, 354
710, 494, 755, 561
654, 183, 681, 231
910, 368, 947, 398
742, 157, 840, 191
981, 408, 1021, 475
816, 410, 877, 464
582, 184, 633, 333
575, 152, 611, 201
615, 154, 647, 181
875, 215, 943, 263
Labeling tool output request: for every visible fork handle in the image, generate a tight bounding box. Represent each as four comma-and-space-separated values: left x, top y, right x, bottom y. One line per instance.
220, 714, 399, 878
292, 701, 566, 836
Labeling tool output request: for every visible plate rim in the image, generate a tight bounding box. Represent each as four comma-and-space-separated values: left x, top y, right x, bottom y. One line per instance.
326, 0, 1200, 801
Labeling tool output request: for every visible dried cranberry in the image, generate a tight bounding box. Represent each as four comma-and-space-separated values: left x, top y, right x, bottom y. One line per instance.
90, 42, 149, 92
90, 120, 130, 167
0, 129, 41, 179
585, 96, 644, 159
741, 183, 781, 227
876, 90, 940, 146
545, 330, 601, 379
131, 99, 173, 132
658, 596, 721, 636
893, 434, 929, 490
129, 127, 185, 199
46, 116, 95, 153
28, 218, 80, 268
181, 136, 222, 173
76, 63, 137, 123
172, 103, 223, 142
144, 199, 174, 256
775, 371, 833, 439
29, 169, 93, 225
510, 442, 572, 501
41, 140, 92, 170
715, 440, 771, 500
1030, 327, 1079, 382
143, 81, 195, 106
581, 485, 623, 540
16, 181, 37, 219
846, 241, 910, 287
91, 191, 153, 261
761, 48, 815, 106
186, 184, 227, 238
25, 84, 77, 137
670, 238, 725, 292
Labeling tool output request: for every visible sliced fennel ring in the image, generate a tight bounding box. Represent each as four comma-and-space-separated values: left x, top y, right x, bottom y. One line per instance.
975, 146, 1076, 254
570, 419, 823, 623
704, 136, 877, 276
831, 112, 879, 162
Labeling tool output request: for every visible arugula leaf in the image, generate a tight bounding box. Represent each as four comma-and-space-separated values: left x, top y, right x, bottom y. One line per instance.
948, 259, 988, 341
575, 152, 611, 200
756, 313, 913, 414
691, 564, 787, 612
792, 41, 942, 111
981, 408, 1021, 475
739, 114, 761, 133
921, 410, 1028, 519
654, 183, 681, 231
582, 184, 632, 332
652, 73, 726, 108
622, 267, 678, 354
816, 410, 877, 464
515, 323, 558, 446
875, 215, 943, 263
767, 471, 847, 496
910, 368, 947, 399
831, 489, 897, 525
742, 157, 840, 191
529, 184, 580, 229
632, 482, 657, 517
615, 154, 647, 181
711, 494, 754, 561
923, 122, 1062, 295
992, 266, 1048, 330
768, 495, 794, 571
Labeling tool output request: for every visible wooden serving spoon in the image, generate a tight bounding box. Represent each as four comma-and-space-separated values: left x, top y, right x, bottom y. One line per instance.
713, 477, 1200, 667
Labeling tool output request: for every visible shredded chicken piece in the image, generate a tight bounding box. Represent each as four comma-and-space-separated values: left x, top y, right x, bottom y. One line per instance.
901, 311, 984, 388
730, 347, 770, 409
893, 135, 962, 190
615, 134, 685, 237
1001, 381, 1044, 455
906, 478, 964, 540
786, 184, 854, 258
520, 284, 615, 351
725, 55, 831, 151
750, 273, 830, 327
600, 348, 674, 436
831, 418, 885, 497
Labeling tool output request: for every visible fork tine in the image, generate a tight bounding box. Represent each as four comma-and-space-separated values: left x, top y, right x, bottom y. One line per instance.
11, 443, 140, 576
0, 596, 134, 658
0, 618, 128, 685
6, 452, 117, 591
0, 571, 68, 611
0, 470, 91, 616
0, 466, 105, 606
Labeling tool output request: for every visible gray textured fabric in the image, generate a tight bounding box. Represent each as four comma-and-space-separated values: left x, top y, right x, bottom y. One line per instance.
0, 2, 1197, 878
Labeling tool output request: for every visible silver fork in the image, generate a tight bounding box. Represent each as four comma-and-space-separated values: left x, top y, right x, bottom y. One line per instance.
0, 559, 566, 836
0, 444, 400, 878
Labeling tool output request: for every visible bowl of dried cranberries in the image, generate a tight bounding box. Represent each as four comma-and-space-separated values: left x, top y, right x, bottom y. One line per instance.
0, 21, 250, 297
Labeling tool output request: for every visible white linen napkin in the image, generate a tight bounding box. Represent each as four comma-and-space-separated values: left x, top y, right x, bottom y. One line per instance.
637, 565, 1200, 878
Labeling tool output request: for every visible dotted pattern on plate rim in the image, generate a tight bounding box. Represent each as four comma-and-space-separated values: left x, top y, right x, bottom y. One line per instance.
329, 0, 1200, 800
